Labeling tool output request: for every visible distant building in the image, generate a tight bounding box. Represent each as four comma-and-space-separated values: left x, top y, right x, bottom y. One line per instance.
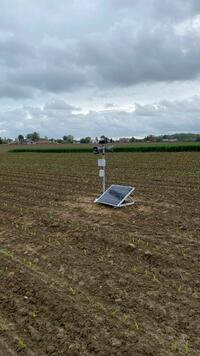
119, 138, 130, 143
162, 139, 178, 142
6, 139, 14, 144
36, 139, 50, 144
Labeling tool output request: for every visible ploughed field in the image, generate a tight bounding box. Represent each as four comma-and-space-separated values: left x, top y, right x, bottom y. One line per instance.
0, 151, 199, 355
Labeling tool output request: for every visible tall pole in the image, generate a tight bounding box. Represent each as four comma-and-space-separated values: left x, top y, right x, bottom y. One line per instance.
102, 144, 106, 193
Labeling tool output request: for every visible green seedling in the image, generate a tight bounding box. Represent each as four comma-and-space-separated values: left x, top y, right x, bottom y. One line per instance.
0, 268, 5, 276
96, 302, 106, 312
16, 337, 26, 351
123, 314, 130, 321
20, 258, 36, 271
69, 287, 76, 295
177, 285, 182, 293
1, 249, 14, 259
48, 238, 61, 246
31, 311, 38, 318
133, 319, 139, 330
98, 256, 104, 262
171, 340, 190, 354
181, 249, 186, 257
171, 341, 178, 351
0, 322, 8, 333
188, 234, 193, 240
152, 273, 160, 283
184, 341, 190, 354
111, 309, 118, 317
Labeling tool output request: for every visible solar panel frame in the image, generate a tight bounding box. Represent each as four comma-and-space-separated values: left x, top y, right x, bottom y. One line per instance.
95, 184, 135, 207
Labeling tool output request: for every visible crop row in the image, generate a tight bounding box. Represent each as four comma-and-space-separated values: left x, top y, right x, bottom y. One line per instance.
9, 142, 200, 153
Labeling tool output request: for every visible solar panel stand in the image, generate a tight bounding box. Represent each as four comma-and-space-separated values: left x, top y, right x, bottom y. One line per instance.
95, 184, 135, 208
118, 195, 135, 208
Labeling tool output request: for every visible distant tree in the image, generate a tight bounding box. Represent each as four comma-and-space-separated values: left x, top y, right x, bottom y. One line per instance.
129, 137, 136, 143
100, 135, 108, 143
0, 137, 3, 144
18, 134, 24, 143
63, 135, 74, 143
26, 132, 40, 142
80, 137, 91, 144
32, 132, 40, 141
144, 135, 158, 142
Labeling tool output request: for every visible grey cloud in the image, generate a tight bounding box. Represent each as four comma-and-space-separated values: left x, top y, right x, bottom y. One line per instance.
0, 31, 34, 68
79, 23, 200, 87
180, 0, 200, 14
104, 103, 116, 108
0, 0, 200, 99
4, 25, 200, 96
44, 100, 80, 112
154, 0, 200, 21
12, 65, 87, 93
134, 103, 163, 117
0, 82, 33, 99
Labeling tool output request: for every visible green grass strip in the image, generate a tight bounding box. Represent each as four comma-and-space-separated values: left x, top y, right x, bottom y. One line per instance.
9, 147, 91, 153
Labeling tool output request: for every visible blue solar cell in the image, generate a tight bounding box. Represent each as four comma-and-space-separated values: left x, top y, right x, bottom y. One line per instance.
96, 185, 135, 207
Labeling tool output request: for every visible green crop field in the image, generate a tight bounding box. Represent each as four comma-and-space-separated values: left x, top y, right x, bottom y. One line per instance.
6, 141, 200, 154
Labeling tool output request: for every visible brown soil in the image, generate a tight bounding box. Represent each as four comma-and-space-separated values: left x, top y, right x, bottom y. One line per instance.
0, 152, 200, 355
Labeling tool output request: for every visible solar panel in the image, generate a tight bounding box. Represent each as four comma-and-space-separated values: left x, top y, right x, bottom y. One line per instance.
95, 184, 135, 208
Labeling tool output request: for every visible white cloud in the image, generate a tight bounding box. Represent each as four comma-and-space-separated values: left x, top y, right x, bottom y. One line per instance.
1, 96, 200, 139
175, 14, 200, 36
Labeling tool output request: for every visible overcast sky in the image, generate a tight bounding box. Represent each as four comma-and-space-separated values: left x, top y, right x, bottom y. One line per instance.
0, 0, 200, 138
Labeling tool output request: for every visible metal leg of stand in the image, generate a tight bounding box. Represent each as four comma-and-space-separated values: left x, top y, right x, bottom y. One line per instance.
118, 196, 135, 208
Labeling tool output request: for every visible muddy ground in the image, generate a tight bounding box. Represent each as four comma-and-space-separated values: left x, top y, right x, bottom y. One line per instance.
0, 152, 199, 355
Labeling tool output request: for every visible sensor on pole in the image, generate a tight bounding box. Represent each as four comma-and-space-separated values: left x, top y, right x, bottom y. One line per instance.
93, 137, 135, 207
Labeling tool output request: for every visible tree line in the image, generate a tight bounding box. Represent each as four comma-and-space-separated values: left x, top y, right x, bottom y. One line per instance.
0, 132, 200, 144
0, 132, 94, 144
